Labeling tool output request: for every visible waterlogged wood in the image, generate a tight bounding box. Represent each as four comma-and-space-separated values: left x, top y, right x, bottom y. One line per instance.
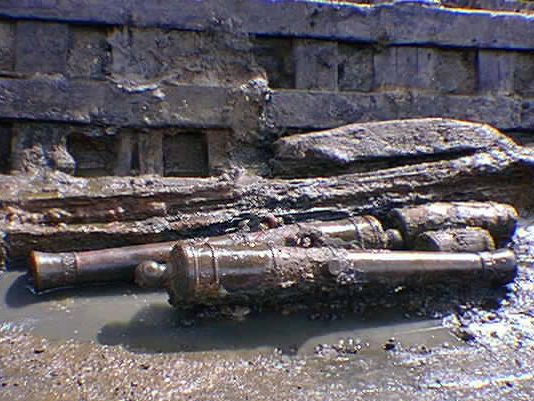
1, 0, 534, 50
389, 202, 518, 247
1, 119, 533, 266
267, 90, 526, 131
272, 118, 516, 177
2, 155, 531, 265
413, 228, 496, 253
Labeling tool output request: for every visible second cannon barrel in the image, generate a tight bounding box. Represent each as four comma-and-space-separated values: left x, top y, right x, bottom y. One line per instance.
30, 216, 401, 292
388, 201, 518, 247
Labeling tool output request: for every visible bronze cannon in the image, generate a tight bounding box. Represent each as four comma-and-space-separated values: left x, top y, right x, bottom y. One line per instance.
29, 215, 402, 292
161, 244, 517, 307
29, 201, 518, 293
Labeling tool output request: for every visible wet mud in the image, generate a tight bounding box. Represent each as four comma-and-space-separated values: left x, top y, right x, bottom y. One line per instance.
0, 269, 455, 355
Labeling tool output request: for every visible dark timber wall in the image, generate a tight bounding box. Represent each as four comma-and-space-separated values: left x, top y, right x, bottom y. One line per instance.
0, 0, 533, 177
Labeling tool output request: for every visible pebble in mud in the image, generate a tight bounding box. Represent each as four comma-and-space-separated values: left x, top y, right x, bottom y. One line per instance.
263, 213, 282, 228
383, 338, 397, 351
412, 344, 432, 354
332, 337, 362, 354
33, 346, 46, 354
451, 327, 476, 342
314, 344, 339, 359
314, 338, 363, 357
180, 318, 195, 327
221, 305, 251, 321
307, 311, 344, 321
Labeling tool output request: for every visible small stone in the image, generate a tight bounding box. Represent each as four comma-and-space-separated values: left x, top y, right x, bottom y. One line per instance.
308, 313, 321, 321
263, 213, 281, 228
451, 327, 476, 342
230, 306, 251, 320
383, 338, 396, 351
483, 312, 498, 322
299, 236, 313, 248
418, 344, 431, 354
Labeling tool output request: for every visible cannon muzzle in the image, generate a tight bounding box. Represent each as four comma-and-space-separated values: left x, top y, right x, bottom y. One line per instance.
29, 241, 174, 291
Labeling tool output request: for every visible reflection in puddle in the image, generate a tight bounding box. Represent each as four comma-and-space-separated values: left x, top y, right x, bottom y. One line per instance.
0, 270, 458, 356
98, 304, 456, 356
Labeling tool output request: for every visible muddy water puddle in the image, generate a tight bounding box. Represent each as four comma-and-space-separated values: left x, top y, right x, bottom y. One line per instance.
0, 270, 458, 358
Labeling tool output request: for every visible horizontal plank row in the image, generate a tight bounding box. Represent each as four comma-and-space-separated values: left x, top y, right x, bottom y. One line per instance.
0, 78, 232, 128
1, 0, 534, 50
267, 90, 533, 131
0, 77, 532, 131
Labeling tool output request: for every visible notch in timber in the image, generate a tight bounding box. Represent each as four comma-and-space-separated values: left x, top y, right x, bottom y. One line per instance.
118, 129, 211, 177
163, 131, 209, 177
0, 123, 12, 174
68, 132, 117, 177
67, 128, 213, 177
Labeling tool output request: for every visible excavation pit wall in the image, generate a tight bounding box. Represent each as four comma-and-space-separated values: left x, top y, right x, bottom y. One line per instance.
0, 0, 534, 178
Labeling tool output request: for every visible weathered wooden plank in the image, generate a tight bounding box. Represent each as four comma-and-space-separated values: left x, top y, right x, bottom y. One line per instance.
271, 118, 515, 177
2, 154, 532, 265
0, 78, 98, 123
15, 21, 69, 75
266, 90, 527, 131
0, 0, 533, 50
0, 0, 130, 25
0, 78, 232, 128
377, 3, 534, 50
293, 39, 338, 91
0, 78, 530, 133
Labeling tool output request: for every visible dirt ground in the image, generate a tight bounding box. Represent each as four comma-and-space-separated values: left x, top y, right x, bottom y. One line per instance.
0, 328, 532, 401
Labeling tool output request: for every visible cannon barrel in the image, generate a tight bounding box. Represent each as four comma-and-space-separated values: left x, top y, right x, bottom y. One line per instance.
413, 227, 495, 252
29, 241, 175, 291
165, 245, 517, 307
389, 201, 518, 247
29, 217, 401, 292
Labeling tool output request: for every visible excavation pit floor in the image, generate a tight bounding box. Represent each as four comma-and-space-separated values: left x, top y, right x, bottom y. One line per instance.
0, 216, 533, 400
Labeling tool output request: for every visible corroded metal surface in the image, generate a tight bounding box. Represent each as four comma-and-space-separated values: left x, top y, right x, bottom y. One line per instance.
27, 202, 517, 292
414, 227, 495, 252
29, 241, 174, 291
165, 245, 516, 307
28, 216, 400, 291
389, 201, 518, 247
